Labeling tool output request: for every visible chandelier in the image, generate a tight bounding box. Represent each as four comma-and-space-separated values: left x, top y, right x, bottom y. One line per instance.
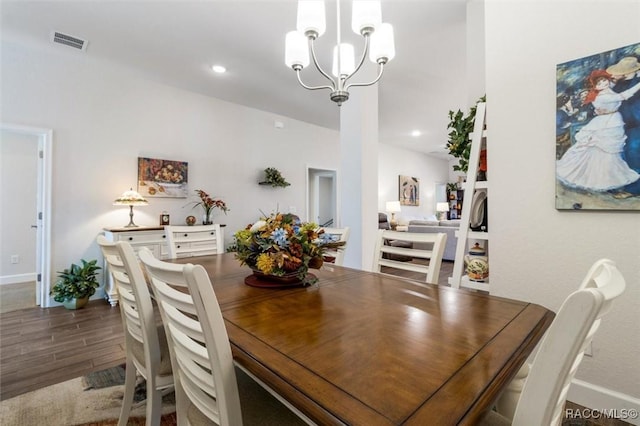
285, 0, 395, 106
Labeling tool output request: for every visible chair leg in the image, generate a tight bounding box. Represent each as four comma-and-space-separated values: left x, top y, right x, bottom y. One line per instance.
495, 363, 530, 421
145, 383, 162, 426
118, 360, 137, 426
173, 377, 190, 426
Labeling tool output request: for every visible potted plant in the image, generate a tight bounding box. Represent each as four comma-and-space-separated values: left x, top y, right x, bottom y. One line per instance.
446, 95, 486, 173
186, 189, 229, 225
259, 167, 290, 187
446, 182, 458, 199
51, 259, 101, 309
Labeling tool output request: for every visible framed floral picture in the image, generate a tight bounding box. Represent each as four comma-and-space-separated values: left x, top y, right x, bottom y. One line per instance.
399, 175, 419, 206
137, 157, 188, 198
555, 42, 640, 210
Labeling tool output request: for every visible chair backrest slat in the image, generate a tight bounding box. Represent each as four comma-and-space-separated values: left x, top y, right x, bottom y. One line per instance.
97, 235, 161, 372
372, 229, 447, 285
138, 247, 243, 426
321, 226, 350, 266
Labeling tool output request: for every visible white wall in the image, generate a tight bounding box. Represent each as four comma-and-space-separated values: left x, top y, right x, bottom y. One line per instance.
0, 130, 38, 279
486, 0, 640, 408
1, 39, 340, 295
378, 144, 450, 221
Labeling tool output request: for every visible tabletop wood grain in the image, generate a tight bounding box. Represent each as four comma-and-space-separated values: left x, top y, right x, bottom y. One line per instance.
172, 253, 554, 425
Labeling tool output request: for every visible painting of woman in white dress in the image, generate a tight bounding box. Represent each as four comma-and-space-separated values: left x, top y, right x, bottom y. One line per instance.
556, 42, 640, 210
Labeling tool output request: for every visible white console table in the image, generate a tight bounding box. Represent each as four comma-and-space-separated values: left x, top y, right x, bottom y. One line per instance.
101, 225, 225, 306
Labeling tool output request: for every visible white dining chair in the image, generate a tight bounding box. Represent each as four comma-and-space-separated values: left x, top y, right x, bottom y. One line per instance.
481, 258, 626, 426
96, 235, 173, 426
137, 248, 306, 426
373, 229, 447, 285
164, 224, 223, 259
321, 226, 350, 266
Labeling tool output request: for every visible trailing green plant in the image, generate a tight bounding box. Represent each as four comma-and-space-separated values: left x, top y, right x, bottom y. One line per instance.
260, 167, 290, 187
446, 95, 486, 173
50, 259, 101, 302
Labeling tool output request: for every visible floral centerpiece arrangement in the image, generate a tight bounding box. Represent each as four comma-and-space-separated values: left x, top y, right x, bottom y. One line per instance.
234, 212, 343, 285
187, 189, 229, 224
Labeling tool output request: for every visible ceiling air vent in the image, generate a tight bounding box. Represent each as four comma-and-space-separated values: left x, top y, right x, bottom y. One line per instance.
51, 31, 87, 51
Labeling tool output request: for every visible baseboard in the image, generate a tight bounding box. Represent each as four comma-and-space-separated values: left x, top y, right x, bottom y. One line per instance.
0, 273, 37, 285
568, 379, 640, 425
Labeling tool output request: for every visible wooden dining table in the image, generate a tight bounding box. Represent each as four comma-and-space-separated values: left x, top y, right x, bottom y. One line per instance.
171, 253, 554, 426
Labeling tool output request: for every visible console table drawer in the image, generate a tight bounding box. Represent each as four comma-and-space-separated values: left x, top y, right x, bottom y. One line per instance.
118, 231, 166, 244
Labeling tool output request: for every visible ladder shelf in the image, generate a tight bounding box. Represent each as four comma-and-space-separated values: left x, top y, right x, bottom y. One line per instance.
449, 102, 490, 291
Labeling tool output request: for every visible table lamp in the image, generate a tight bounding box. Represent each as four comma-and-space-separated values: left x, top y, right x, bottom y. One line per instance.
113, 188, 148, 227
436, 202, 450, 221
386, 201, 401, 230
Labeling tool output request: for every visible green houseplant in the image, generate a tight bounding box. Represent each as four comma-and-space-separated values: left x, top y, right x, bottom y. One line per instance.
446, 182, 458, 199
259, 167, 290, 188
446, 95, 486, 173
51, 259, 101, 309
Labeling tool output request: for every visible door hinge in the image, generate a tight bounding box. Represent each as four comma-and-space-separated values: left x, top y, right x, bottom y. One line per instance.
39, 150, 44, 159
37, 273, 42, 282
38, 212, 43, 220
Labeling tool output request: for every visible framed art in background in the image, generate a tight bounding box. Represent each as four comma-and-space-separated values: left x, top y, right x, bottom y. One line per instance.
138, 157, 188, 198
399, 175, 419, 206
555, 42, 640, 210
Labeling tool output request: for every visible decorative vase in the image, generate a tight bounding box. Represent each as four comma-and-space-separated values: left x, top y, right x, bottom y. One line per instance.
464, 243, 489, 282
186, 215, 197, 226
62, 296, 89, 310
203, 212, 213, 225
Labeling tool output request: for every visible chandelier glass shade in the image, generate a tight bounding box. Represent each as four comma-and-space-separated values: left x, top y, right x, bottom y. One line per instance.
285, 0, 395, 106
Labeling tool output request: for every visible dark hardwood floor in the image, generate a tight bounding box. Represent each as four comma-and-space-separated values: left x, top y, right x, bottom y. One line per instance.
0, 300, 125, 401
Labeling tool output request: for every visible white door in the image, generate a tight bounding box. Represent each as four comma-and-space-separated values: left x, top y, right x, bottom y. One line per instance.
0, 124, 52, 307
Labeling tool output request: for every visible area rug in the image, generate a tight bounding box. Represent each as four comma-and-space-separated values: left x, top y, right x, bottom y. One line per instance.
0, 366, 175, 426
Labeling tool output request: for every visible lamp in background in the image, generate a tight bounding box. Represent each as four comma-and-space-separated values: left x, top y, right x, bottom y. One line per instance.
436, 202, 450, 221
113, 188, 148, 228
386, 200, 401, 230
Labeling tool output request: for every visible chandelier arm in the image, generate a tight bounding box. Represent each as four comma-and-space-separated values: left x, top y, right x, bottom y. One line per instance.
308, 38, 337, 90
296, 70, 335, 92
344, 63, 385, 90
343, 34, 370, 86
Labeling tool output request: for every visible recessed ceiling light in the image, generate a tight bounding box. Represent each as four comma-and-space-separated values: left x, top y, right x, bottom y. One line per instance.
411, 130, 421, 137
211, 65, 226, 74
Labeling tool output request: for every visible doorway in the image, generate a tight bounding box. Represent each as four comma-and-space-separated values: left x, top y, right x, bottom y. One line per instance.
306, 167, 338, 227
0, 124, 52, 309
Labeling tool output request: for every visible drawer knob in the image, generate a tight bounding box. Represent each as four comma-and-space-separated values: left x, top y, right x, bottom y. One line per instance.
128, 237, 133, 241
177, 245, 181, 249
210, 232, 215, 235
184, 233, 188, 237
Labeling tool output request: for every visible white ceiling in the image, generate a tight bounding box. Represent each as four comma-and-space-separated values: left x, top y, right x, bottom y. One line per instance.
1, 0, 469, 157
